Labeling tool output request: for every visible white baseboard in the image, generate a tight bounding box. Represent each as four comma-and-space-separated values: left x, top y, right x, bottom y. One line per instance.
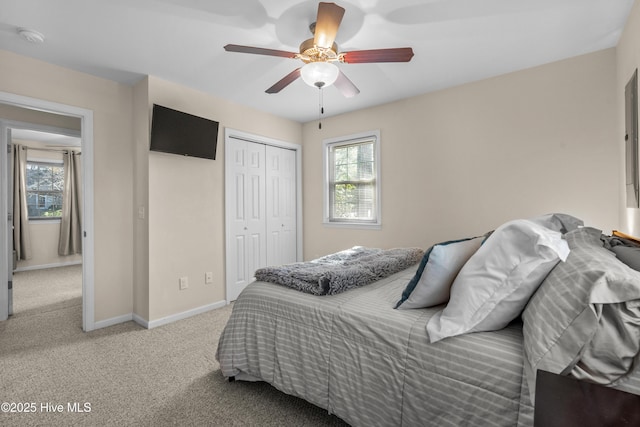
145, 300, 227, 329
132, 313, 149, 329
14, 261, 82, 272
93, 313, 133, 330
91, 300, 227, 331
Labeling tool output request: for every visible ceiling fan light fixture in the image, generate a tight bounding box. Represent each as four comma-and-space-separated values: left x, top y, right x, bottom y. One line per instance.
300, 62, 339, 89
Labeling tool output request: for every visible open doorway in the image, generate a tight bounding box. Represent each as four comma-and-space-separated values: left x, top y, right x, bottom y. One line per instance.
9, 125, 83, 320
0, 91, 95, 331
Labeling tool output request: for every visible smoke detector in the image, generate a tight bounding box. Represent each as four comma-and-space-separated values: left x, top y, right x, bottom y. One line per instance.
17, 28, 45, 44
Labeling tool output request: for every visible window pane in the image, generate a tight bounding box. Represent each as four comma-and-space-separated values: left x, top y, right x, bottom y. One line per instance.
347, 146, 359, 163
335, 164, 348, 182
332, 183, 375, 220
44, 193, 63, 217
334, 147, 348, 165
40, 178, 53, 191
27, 193, 39, 217
52, 166, 64, 191
332, 142, 375, 183
359, 143, 373, 161
26, 161, 64, 219
26, 164, 41, 190
355, 161, 372, 180
347, 163, 359, 180
326, 135, 379, 225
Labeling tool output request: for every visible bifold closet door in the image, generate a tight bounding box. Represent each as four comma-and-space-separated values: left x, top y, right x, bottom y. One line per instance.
265, 145, 297, 267
225, 138, 266, 302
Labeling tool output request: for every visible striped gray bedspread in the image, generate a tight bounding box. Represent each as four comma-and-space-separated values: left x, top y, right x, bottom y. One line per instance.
216, 267, 534, 427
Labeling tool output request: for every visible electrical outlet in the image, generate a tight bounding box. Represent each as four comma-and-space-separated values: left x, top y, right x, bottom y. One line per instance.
205, 272, 213, 284
179, 276, 188, 290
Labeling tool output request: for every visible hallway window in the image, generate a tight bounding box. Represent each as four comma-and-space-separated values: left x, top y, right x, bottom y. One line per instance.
26, 161, 64, 219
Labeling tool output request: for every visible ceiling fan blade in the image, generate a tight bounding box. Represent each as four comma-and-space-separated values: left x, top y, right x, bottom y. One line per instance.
266, 68, 302, 94
334, 70, 360, 98
224, 44, 297, 59
314, 2, 345, 49
341, 47, 415, 64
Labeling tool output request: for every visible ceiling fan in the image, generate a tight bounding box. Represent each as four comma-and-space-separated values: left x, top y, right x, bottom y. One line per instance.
224, 2, 414, 98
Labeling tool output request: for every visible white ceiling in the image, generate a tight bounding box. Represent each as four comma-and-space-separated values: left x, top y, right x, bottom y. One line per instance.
11, 128, 81, 148
0, 0, 634, 123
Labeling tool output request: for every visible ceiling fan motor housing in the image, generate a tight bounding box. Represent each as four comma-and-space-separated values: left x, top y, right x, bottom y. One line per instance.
299, 38, 339, 63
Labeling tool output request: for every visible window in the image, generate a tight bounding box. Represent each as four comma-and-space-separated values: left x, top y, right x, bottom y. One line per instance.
324, 131, 381, 227
26, 161, 64, 219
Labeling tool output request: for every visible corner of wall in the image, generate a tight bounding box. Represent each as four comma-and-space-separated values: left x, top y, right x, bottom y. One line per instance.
132, 77, 150, 320
617, 0, 640, 236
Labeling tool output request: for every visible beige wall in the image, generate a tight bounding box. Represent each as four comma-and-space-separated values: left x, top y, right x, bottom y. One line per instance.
15, 222, 82, 270
0, 49, 134, 323
617, 0, 640, 236
302, 49, 618, 259
0, 104, 81, 130
141, 77, 302, 321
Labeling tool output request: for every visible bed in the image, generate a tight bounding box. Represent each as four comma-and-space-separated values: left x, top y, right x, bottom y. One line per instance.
216, 217, 640, 426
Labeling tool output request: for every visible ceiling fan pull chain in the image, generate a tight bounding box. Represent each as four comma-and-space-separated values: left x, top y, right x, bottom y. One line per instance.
318, 87, 323, 129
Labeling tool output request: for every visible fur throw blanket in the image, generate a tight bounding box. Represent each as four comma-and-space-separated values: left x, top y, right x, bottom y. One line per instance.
254, 246, 424, 295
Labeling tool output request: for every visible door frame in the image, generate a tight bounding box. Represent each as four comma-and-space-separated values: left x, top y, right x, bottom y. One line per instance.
0, 91, 95, 331
224, 128, 303, 304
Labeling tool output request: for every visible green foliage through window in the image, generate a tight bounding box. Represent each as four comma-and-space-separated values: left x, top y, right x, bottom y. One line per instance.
328, 138, 378, 223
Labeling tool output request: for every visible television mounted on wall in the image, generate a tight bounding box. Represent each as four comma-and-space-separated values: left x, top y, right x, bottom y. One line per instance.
150, 104, 219, 160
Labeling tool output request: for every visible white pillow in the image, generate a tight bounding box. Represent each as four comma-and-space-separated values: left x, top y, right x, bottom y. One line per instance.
397, 237, 483, 309
426, 219, 570, 343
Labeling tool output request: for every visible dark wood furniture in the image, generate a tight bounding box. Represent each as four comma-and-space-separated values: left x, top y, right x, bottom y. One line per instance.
534, 370, 640, 427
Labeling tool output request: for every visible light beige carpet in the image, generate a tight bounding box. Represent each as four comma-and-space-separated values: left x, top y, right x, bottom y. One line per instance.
1, 266, 348, 426
12, 265, 83, 317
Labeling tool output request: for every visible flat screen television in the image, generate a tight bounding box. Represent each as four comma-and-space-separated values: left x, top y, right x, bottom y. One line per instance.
150, 104, 219, 160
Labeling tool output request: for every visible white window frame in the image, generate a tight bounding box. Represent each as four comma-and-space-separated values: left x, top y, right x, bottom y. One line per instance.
323, 130, 381, 229
26, 158, 64, 222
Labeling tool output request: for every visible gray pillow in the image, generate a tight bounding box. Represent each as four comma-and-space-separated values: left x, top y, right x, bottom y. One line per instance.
611, 245, 640, 271
522, 227, 640, 403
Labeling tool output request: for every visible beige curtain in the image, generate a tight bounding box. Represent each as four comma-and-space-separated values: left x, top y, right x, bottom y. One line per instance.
58, 151, 82, 255
13, 144, 32, 260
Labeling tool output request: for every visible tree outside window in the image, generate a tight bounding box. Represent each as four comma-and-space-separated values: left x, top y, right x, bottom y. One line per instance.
324, 131, 381, 227
26, 161, 64, 219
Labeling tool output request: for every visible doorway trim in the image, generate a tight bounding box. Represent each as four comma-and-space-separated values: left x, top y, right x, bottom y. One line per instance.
0, 91, 95, 331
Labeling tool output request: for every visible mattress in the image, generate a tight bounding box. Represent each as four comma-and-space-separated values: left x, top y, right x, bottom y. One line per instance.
216, 266, 534, 426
